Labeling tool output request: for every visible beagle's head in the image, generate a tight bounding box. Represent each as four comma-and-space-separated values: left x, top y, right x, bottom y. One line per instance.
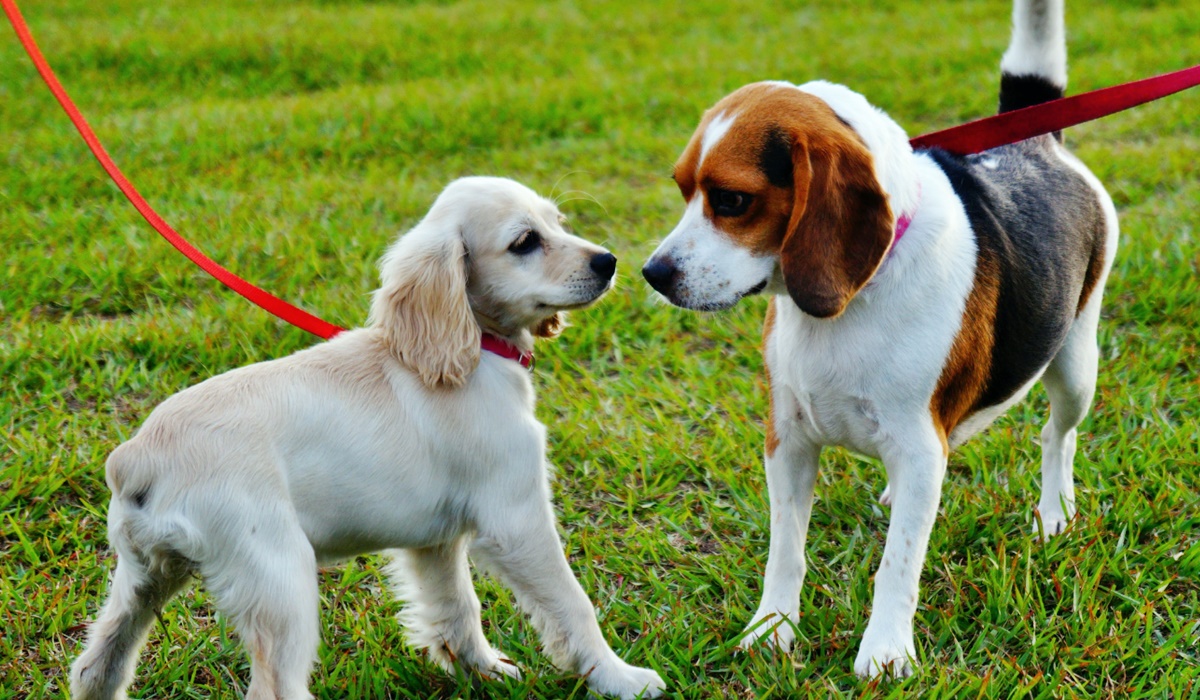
642, 82, 895, 318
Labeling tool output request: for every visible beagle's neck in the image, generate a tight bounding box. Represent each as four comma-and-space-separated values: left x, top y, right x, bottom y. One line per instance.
796, 80, 921, 230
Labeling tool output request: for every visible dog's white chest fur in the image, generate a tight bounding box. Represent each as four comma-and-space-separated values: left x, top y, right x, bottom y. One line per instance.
767, 170, 977, 458
770, 310, 895, 457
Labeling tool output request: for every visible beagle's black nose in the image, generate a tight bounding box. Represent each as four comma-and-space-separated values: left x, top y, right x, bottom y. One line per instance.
641, 258, 677, 294
590, 252, 617, 280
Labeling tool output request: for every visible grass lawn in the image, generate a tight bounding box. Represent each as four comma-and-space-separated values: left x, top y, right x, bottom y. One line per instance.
2, 0, 1198, 697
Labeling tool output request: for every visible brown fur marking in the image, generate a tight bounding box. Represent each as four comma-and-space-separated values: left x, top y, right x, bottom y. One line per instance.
930, 252, 1001, 451
673, 83, 895, 318
534, 313, 565, 338
763, 298, 780, 458
1075, 226, 1107, 315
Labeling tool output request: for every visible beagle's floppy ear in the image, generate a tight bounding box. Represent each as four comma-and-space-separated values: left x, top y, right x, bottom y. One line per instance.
370, 222, 481, 388
779, 126, 894, 318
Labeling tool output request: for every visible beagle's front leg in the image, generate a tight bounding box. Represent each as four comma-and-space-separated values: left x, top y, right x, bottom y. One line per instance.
739, 435, 821, 651
854, 424, 947, 679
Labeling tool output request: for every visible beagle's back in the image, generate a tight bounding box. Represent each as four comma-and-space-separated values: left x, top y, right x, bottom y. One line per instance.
926, 139, 1110, 419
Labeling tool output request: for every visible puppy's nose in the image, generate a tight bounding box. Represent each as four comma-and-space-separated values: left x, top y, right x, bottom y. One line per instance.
590, 252, 617, 280
641, 258, 677, 294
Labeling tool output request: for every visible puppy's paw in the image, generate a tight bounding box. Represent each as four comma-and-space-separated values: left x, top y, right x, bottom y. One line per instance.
70, 662, 118, 700
430, 642, 522, 682
587, 658, 665, 699
71, 649, 131, 700
878, 483, 893, 507
738, 610, 798, 652
473, 651, 523, 681
853, 631, 915, 679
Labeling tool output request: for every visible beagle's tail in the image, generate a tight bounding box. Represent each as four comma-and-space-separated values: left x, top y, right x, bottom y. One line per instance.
998, 0, 1067, 127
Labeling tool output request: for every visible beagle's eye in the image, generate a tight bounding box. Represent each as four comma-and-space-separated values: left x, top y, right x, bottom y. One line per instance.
709, 189, 752, 217
508, 230, 541, 256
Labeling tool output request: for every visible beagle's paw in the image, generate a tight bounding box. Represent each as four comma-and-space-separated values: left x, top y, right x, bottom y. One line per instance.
1032, 506, 1074, 540
738, 610, 798, 652
853, 629, 916, 679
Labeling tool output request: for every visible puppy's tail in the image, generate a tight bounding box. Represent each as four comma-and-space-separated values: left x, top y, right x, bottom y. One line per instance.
106, 441, 204, 572
998, 0, 1067, 135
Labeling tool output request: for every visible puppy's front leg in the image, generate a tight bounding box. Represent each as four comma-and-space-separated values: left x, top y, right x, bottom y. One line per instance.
854, 427, 946, 679
740, 436, 821, 651
388, 538, 520, 680
472, 497, 665, 699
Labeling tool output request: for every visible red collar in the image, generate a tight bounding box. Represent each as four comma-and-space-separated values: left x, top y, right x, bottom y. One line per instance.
889, 182, 921, 253
892, 208, 915, 245
480, 333, 534, 369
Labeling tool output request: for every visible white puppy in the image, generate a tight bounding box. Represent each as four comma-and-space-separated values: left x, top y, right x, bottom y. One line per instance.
70, 177, 665, 700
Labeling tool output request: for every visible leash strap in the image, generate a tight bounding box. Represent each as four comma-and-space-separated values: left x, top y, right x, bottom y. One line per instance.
2, 0, 345, 339
910, 63, 1200, 154
6, 0, 1199, 336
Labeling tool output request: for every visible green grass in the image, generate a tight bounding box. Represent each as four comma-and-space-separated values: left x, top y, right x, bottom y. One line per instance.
2, 0, 1198, 697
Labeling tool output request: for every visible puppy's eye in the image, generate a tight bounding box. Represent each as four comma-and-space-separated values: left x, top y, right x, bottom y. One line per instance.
509, 230, 541, 256
709, 189, 752, 217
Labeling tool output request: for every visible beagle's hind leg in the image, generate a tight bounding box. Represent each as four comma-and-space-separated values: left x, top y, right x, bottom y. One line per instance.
1035, 299, 1101, 538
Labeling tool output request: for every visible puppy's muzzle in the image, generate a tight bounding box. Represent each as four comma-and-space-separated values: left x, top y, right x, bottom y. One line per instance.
590, 252, 617, 281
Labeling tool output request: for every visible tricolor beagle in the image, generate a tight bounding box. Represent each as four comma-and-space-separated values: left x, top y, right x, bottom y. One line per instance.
642, 0, 1116, 678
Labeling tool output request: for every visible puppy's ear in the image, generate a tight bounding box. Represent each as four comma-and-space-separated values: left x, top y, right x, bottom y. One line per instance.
533, 312, 565, 338
779, 127, 893, 318
370, 224, 480, 388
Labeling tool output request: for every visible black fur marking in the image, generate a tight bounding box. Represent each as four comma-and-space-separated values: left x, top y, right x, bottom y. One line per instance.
759, 128, 793, 188
926, 142, 1106, 412
999, 73, 1066, 141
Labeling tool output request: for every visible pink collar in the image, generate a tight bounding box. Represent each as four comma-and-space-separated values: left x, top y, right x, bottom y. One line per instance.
889, 183, 921, 252
480, 332, 533, 369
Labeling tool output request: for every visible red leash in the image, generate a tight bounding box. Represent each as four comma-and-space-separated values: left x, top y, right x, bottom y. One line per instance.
911, 63, 1200, 154
2, 0, 344, 340
5, 0, 1198, 339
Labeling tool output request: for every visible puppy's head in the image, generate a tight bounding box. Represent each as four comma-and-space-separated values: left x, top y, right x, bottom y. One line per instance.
371, 177, 615, 387
642, 82, 894, 318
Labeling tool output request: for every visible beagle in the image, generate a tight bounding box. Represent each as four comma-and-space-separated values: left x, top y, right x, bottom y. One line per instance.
642, 0, 1115, 678
71, 177, 665, 700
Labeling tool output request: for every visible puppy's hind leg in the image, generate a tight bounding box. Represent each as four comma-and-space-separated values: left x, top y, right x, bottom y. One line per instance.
387, 538, 521, 681
472, 500, 665, 699
200, 505, 320, 700
71, 513, 193, 700
1035, 300, 1101, 538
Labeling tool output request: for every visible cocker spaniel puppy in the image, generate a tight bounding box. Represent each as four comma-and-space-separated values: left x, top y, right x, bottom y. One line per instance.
71, 177, 665, 700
